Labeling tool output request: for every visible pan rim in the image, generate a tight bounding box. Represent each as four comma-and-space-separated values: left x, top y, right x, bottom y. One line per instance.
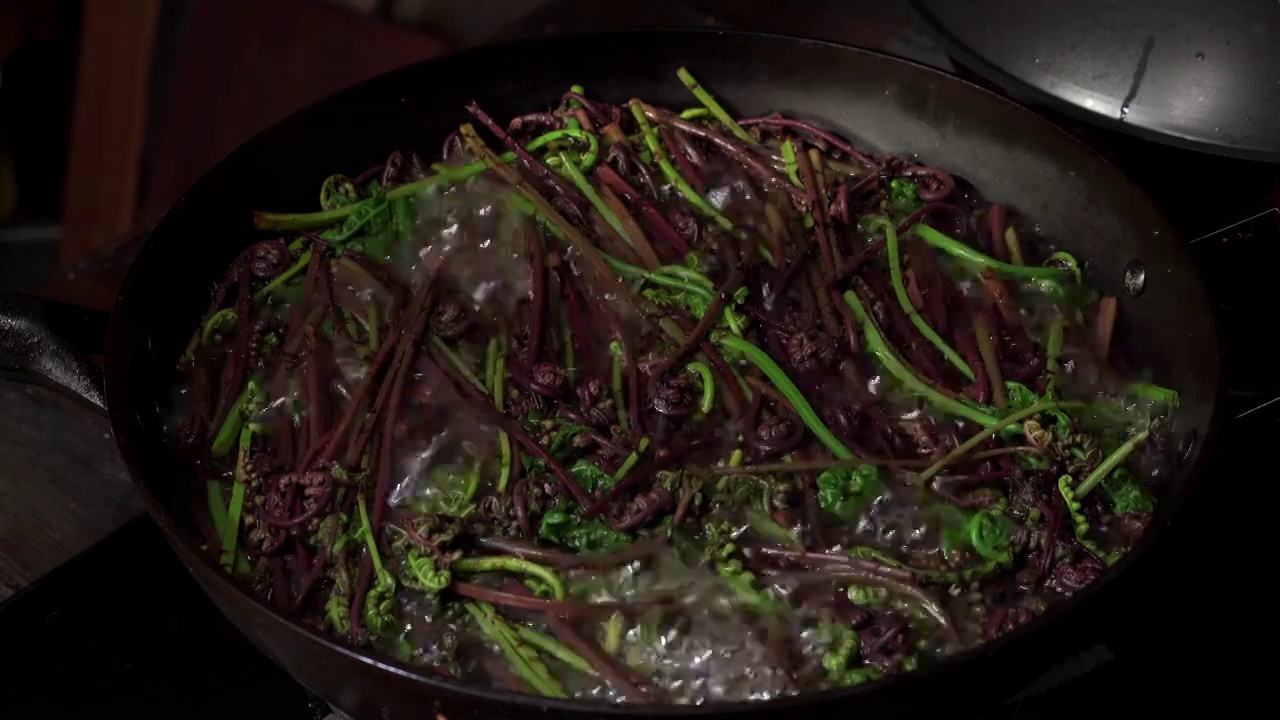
104, 26, 1224, 714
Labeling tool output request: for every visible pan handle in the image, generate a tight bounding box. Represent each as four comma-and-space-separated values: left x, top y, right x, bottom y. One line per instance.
0, 292, 110, 414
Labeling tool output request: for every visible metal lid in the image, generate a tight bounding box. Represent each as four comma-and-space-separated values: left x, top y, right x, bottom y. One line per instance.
911, 0, 1280, 163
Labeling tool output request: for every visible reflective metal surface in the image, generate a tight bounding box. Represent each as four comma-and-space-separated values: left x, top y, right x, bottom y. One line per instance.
912, 0, 1280, 162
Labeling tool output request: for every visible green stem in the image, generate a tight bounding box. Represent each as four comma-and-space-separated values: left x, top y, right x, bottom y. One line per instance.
1129, 382, 1178, 406
603, 612, 624, 654
252, 251, 311, 301
1045, 316, 1064, 397
454, 556, 565, 600
1074, 430, 1150, 499
842, 291, 998, 428
716, 335, 853, 459
1047, 251, 1082, 282
609, 340, 629, 432
911, 224, 1067, 281
609, 256, 710, 302
686, 361, 715, 414
613, 437, 649, 484
869, 217, 974, 380
206, 481, 251, 575
916, 401, 1083, 484
255, 129, 599, 230
513, 625, 595, 676
781, 139, 802, 187
558, 150, 631, 244
488, 338, 514, 493
430, 334, 486, 392
465, 602, 566, 698
606, 255, 742, 336
658, 264, 714, 287
564, 84, 585, 131
679, 107, 711, 120
219, 424, 254, 571
356, 493, 391, 584
629, 101, 735, 231
201, 307, 238, 346
745, 508, 801, 549
211, 381, 258, 457
675, 67, 757, 145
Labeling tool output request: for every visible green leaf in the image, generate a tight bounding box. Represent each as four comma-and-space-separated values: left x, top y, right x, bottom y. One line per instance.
538, 509, 573, 544
402, 548, 452, 593
547, 422, 587, 460
321, 190, 390, 245
1100, 467, 1154, 515
563, 518, 630, 553
816, 465, 881, 522
320, 174, 360, 211
888, 178, 923, 217
569, 459, 614, 494
965, 509, 1013, 562
538, 510, 630, 553
1005, 381, 1039, 412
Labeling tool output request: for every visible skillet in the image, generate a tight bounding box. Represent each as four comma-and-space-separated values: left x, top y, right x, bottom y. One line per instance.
0, 29, 1220, 719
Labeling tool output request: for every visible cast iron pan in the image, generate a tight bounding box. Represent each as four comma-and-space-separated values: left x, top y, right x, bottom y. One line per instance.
0, 30, 1221, 719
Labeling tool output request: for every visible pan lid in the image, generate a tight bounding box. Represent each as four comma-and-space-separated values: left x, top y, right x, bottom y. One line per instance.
910, 0, 1280, 163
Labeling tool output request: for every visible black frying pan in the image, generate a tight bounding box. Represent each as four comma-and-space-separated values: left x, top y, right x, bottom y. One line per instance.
0, 30, 1220, 719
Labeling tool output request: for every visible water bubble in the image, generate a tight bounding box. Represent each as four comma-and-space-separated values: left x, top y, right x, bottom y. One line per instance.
1123, 259, 1146, 297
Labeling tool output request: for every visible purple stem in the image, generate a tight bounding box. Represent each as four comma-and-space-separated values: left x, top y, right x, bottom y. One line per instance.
899, 166, 955, 202
467, 103, 589, 224
559, 92, 621, 127
595, 165, 691, 258
738, 115, 880, 169
659, 127, 706, 192
638, 102, 809, 210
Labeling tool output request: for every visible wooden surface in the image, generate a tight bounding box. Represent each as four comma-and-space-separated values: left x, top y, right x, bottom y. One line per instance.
136, 0, 451, 227
59, 0, 160, 265
0, 382, 140, 602
0, 235, 146, 601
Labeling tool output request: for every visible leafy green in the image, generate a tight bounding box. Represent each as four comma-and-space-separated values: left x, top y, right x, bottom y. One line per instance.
321, 189, 390, 245
402, 548, 452, 593
819, 622, 881, 686
816, 465, 881, 522
1005, 381, 1039, 411
888, 178, 923, 217
320, 174, 360, 211
325, 589, 351, 635
419, 465, 480, 518
965, 509, 1013, 562
569, 458, 614, 494
1100, 467, 1154, 515
717, 557, 780, 612
538, 510, 631, 552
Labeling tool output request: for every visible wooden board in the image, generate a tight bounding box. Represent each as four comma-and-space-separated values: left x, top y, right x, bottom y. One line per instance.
0, 382, 140, 601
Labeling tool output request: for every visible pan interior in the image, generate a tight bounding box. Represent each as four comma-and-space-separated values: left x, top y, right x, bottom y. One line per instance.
102, 28, 1218, 702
